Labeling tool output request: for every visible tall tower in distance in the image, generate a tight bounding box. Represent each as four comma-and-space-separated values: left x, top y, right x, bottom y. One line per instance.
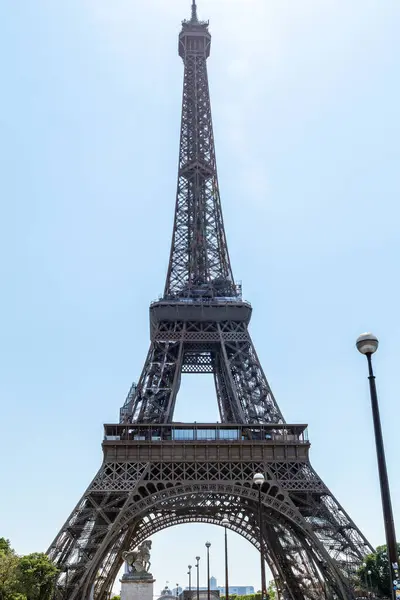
125, 0, 284, 427
47, 3, 373, 599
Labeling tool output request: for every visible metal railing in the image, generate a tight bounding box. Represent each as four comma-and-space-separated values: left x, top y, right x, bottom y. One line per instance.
103, 423, 309, 444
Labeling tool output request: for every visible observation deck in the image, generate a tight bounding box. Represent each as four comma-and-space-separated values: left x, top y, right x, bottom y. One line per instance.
150, 297, 252, 337
103, 423, 310, 463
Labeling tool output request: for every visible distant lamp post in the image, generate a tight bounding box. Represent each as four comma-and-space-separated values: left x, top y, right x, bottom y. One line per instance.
176, 583, 179, 599
363, 563, 368, 592
205, 542, 211, 600
195, 556, 200, 600
221, 514, 230, 600
357, 333, 399, 600
367, 569, 372, 598
188, 565, 192, 592
253, 473, 267, 600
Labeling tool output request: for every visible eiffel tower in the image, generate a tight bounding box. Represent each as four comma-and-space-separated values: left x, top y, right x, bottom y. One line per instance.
48, 2, 372, 598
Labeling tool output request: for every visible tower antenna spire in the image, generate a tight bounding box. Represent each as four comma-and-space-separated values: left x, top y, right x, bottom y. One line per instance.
191, 0, 198, 22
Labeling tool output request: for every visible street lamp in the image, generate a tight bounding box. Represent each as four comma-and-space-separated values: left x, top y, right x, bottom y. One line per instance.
195, 556, 200, 600
205, 542, 211, 600
253, 472, 266, 600
357, 333, 399, 600
188, 565, 192, 593
367, 570, 372, 598
176, 583, 179, 599
221, 514, 230, 600
363, 563, 368, 588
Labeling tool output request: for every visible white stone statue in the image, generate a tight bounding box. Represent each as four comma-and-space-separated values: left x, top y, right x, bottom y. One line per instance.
122, 540, 152, 575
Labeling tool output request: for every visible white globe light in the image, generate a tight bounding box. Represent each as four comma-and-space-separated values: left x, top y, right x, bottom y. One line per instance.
253, 472, 265, 486
221, 514, 230, 527
356, 332, 379, 355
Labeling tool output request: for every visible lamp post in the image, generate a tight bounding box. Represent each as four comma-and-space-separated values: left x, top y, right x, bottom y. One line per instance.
357, 333, 399, 600
188, 565, 192, 593
221, 514, 230, 600
363, 562, 368, 595
253, 472, 266, 600
367, 569, 372, 598
195, 556, 200, 600
176, 583, 179, 599
205, 542, 211, 600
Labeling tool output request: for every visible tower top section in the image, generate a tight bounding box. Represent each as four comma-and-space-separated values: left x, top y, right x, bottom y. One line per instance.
179, 0, 211, 59
164, 0, 235, 300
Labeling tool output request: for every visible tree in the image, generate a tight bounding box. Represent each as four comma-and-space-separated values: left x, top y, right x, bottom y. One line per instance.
0, 541, 12, 556
358, 543, 400, 598
0, 539, 19, 600
110, 596, 120, 600
15, 553, 58, 600
267, 580, 277, 600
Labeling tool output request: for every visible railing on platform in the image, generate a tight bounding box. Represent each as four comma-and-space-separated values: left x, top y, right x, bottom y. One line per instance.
103, 423, 309, 444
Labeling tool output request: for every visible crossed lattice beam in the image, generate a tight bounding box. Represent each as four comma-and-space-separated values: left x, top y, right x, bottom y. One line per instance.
165, 44, 234, 298
47, 456, 371, 600
126, 319, 285, 424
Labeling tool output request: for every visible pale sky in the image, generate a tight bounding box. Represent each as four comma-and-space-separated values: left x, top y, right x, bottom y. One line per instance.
0, 0, 399, 596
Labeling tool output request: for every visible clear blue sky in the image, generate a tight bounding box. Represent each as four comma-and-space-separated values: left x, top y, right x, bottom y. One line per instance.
0, 0, 399, 595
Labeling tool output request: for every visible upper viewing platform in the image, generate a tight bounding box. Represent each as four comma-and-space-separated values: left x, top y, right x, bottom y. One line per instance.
150, 283, 251, 335
150, 297, 252, 335
179, 0, 211, 58
151, 278, 252, 334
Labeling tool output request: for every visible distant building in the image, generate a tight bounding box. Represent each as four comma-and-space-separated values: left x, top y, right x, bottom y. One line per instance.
219, 586, 255, 596
159, 576, 253, 600
208, 576, 254, 597
172, 586, 183, 597
158, 585, 174, 599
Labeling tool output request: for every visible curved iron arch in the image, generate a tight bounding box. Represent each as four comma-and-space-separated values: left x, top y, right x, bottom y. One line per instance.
83, 482, 350, 600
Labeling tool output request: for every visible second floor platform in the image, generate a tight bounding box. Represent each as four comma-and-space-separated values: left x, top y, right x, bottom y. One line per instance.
102, 422, 310, 463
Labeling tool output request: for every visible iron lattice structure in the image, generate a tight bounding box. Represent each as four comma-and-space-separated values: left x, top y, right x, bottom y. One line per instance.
47, 3, 372, 599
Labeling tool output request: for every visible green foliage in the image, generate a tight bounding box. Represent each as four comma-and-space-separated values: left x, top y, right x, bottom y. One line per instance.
0, 540, 58, 600
110, 596, 121, 600
16, 553, 58, 600
0, 541, 12, 556
267, 579, 277, 600
358, 543, 400, 598
0, 539, 19, 600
